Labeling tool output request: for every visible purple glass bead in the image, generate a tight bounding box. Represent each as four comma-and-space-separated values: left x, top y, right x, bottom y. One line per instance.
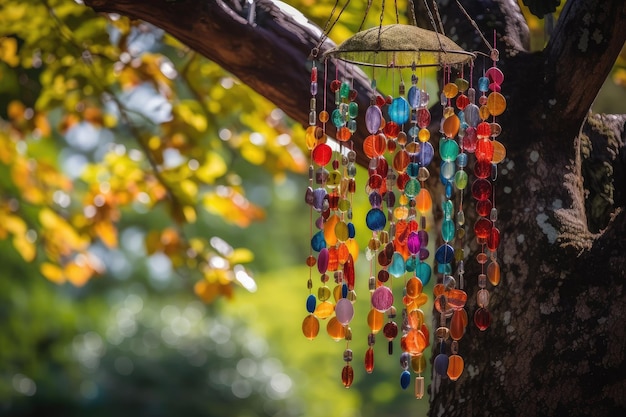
407, 231, 421, 254
371, 286, 394, 312
366, 105, 383, 134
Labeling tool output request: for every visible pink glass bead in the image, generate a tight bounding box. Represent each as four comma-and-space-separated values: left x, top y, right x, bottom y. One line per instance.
372, 286, 394, 312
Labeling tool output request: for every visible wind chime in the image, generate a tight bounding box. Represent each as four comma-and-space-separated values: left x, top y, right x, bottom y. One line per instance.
302, 0, 506, 398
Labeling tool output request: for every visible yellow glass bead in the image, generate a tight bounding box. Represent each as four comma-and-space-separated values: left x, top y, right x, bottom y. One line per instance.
318, 285, 331, 301
411, 353, 427, 373
418, 128, 430, 143
393, 206, 409, 221
326, 316, 346, 340
302, 314, 320, 340
314, 300, 334, 319
333, 284, 343, 301
479, 104, 491, 121
367, 308, 384, 333
447, 355, 464, 381
398, 194, 409, 206
491, 140, 507, 163
443, 106, 455, 118
487, 92, 507, 116
346, 238, 359, 262
319, 110, 330, 123
334, 221, 349, 242
305, 126, 318, 150
443, 82, 459, 98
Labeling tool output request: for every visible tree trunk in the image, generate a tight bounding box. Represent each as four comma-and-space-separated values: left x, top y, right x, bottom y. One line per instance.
85, 0, 626, 415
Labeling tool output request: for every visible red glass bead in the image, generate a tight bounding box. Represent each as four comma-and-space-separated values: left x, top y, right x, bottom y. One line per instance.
393, 149, 410, 173
474, 307, 492, 331
383, 321, 398, 340
330, 79, 341, 93
417, 108, 431, 128
474, 218, 492, 239
456, 94, 469, 110
476, 121, 491, 138
311, 66, 317, 82
471, 179, 492, 201
487, 227, 501, 251
312, 143, 332, 166
368, 173, 384, 190
377, 269, 390, 283
384, 121, 400, 139
375, 95, 386, 107
475, 138, 494, 161
396, 172, 410, 191
342, 365, 354, 388
474, 159, 492, 179
476, 199, 493, 217
364, 347, 375, 373
344, 254, 355, 290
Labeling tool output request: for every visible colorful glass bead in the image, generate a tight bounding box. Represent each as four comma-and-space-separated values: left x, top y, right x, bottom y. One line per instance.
478, 76, 489, 92
365, 347, 375, 373
327, 316, 346, 340
419, 141, 435, 166
366, 208, 386, 231
487, 227, 501, 251
407, 86, 421, 108
389, 97, 410, 124
342, 365, 354, 388
434, 243, 454, 264
474, 218, 493, 239
464, 103, 480, 127
474, 307, 492, 331
443, 82, 459, 98
367, 308, 384, 333
447, 355, 464, 381
302, 314, 320, 340
417, 108, 431, 128
383, 321, 399, 340
407, 232, 421, 255
487, 92, 506, 116
454, 170, 468, 189
365, 105, 382, 134
434, 353, 449, 377
491, 140, 507, 163
486, 66, 504, 85
415, 188, 432, 214
440, 139, 460, 161
315, 300, 334, 319
477, 288, 490, 307
474, 159, 492, 178
312, 143, 332, 166
388, 252, 406, 277
476, 199, 493, 217
487, 261, 501, 286
471, 178, 492, 201
400, 370, 411, 389
372, 285, 394, 312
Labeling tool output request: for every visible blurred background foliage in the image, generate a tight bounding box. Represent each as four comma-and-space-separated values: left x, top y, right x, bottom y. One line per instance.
0, 0, 624, 416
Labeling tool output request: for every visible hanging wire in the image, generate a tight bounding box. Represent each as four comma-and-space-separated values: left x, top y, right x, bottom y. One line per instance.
454, 0, 495, 54
312, 0, 352, 57
431, 0, 446, 36
421, 0, 445, 51
394, 0, 399, 24
358, 0, 374, 32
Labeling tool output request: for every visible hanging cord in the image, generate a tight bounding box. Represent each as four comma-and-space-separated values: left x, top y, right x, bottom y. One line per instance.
377, 0, 386, 50
311, 0, 352, 58
454, 0, 495, 56
408, 0, 418, 26
358, 0, 374, 32
431, 0, 446, 36
394, 0, 399, 24
422, 0, 445, 51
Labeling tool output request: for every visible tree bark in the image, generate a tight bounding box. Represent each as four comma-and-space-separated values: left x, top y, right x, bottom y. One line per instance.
84, 0, 626, 415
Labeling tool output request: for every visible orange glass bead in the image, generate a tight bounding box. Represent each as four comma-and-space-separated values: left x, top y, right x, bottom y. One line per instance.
447, 354, 464, 381
336, 126, 352, 142
407, 309, 424, 329
305, 255, 316, 267
415, 188, 432, 214
487, 261, 501, 286
302, 314, 320, 340
443, 82, 459, 98
405, 277, 423, 298
479, 104, 491, 121
363, 134, 387, 158
367, 308, 384, 333
345, 238, 359, 262
400, 328, 427, 354
418, 128, 430, 142
315, 300, 334, 319
327, 247, 339, 271
324, 214, 339, 246
487, 92, 506, 116
491, 140, 506, 163
319, 110, 329, 123
327, 316, 346, 340
393, 149, 410, 173
450, 309, 467, 340
443, 114, 460, 138
413, 293, 428, 307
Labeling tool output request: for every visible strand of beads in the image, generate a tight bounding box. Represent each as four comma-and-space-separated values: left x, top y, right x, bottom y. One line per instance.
472, 49, 506, 331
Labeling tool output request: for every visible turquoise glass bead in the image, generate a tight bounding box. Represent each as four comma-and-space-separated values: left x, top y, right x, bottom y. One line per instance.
442, 219, 455, 242
311, 230, 326, 252
332, 108, 345, 128
415, 261, 431, 285
440, 139, 460, 162
389, 252, 406, 277
389, 97, 410, 124
478, 76, 489, 92
348, 101, 358, 119
404, 178, 421, 198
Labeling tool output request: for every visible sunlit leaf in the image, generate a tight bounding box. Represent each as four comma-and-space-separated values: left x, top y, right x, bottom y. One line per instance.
229, 248, 254, 264
41, 262, 65, 284
13, 235, 36, 262
93, 220, 118, 248
195, 151, 227, 184
0, 37, 19, 67
64, 261, 92, 287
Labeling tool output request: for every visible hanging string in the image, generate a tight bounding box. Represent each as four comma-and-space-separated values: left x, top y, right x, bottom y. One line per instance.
431, 0, 446, 36
421, 0, 445, 51
454, 0, 494, 54
394, 0, 399, 24
312, 0, 352, 56
358, 0, 374, 32
408, 0, 418, 26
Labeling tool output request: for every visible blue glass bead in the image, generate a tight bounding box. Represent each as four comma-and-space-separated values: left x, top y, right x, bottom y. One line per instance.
369, 191, 382, 208
405, 256, 418, 272
348, 222, 356, 238
419, 141, 434, 166
306, 294, 316, 313
442, 200, 453, 219
311, 231, 326, 252
332, 108, 345, 128
464, 103, 480, 127
440, 161, 455, 180
442, 219, 455, 242
407, 86, 421, 108
389, 252, 406, 277
366, 208, 387, 231
365, 105, 382, 134
347, 119, 357, 133
400, 370, 411, 389
408, 125, 420, 139
440, 139, 460, 162
437, 263, 452, 274
445, 182, 453, 199
415, 261, 431, 285
478, 76, 490, 93
404, 178, 421, 198
435, 243, 455, 264
407, 162, 420, 178
457, 152, 468, 167
434, 353, 449, 377
342, 283, 349, 298
458, 110, 466, 125
389, 97, 410, 124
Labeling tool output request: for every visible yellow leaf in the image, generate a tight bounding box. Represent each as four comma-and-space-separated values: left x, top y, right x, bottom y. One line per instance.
179, 179, 198, 200
229, 248, 254, 264
0, 37, 19, 67
183, 205, 197, 223
93, 220, 118, 248
41, 262, 65, 284
3, 213, 27, 235
195, 151, 227, 183
240, 142, 267, 165
13, 235, 36, 262
64, 261, 92, 287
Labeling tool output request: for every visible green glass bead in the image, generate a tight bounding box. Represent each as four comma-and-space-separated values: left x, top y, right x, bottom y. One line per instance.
454, 170, 468, 189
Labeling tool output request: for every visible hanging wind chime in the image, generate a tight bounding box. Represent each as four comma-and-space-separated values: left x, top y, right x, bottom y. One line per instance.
302, 0, 506, 398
